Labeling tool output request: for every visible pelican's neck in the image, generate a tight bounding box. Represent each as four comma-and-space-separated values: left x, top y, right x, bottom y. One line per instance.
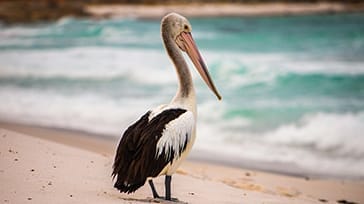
162, 31, 196, 105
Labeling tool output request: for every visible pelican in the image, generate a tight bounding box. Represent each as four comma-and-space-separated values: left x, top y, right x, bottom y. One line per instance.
112, 12, 221, 201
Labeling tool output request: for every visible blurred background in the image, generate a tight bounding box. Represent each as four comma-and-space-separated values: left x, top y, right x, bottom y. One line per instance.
0, 0, 363, 179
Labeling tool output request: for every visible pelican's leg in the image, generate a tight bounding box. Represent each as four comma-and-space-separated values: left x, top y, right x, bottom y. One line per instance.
148, 179, 160, 198
165, 175, 172, 200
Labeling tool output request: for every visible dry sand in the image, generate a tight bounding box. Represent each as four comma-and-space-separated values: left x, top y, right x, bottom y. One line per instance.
1, 124, 364, 204
84, 3, 364, 20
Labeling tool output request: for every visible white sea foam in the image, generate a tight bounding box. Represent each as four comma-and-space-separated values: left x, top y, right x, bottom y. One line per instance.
0, 26, 42, 37
263, 112, 364, 157
194, 111, 364, 178
0, 86, 156, 136
56, 17, 76, 26
0, 48, 178, 85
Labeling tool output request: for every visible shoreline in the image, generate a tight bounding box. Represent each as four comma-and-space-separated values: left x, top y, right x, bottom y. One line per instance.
0, 120, 362, 180
1, 121, 364, 203
0, 121, 117, 157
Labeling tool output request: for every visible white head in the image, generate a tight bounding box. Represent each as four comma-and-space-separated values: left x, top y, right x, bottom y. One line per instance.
161, 13, 192, 44
161, 13, 222, 100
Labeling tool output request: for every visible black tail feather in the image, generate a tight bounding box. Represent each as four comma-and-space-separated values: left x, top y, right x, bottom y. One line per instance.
113, 177, 145, 194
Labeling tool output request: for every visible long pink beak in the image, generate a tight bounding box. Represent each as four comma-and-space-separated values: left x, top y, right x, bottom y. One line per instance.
179, 32, 222, 100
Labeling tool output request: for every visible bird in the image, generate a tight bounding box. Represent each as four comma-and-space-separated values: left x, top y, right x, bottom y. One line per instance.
112, 12, 221, 201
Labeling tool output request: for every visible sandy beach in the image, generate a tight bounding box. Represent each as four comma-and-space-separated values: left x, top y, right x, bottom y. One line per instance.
85, 2, 364, 20
1, 122, 363, 204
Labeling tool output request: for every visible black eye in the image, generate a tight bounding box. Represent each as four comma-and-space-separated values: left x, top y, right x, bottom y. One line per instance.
184, 25, 188, 30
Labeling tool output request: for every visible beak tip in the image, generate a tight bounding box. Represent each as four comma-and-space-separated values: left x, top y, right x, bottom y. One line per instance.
216, 94, 222, 100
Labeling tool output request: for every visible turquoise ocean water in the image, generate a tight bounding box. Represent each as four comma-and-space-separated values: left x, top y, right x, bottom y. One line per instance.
0, 13, 363, 178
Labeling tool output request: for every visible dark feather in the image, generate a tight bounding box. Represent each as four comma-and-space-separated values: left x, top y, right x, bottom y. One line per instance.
112, 108, 189, 193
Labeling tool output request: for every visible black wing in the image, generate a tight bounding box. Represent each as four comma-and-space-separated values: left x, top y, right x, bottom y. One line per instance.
112, 108, 188, 193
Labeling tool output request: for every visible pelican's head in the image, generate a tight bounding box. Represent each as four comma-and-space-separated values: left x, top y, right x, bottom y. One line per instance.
161, 13, 222, 100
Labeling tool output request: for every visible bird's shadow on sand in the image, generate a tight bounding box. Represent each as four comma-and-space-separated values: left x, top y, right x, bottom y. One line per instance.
122, 197, 188, 204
